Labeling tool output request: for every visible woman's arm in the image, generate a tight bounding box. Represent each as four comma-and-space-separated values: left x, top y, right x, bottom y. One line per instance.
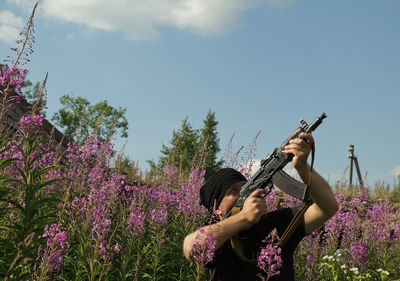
296, 163, 339, 234
183, 189, 266, 261
284, 133, 338, 234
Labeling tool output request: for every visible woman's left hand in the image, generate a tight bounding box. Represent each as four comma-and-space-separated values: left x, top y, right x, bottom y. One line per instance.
283, 132, 314, 171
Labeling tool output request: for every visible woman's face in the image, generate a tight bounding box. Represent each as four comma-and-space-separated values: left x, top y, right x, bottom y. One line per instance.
217, 181, 246, 219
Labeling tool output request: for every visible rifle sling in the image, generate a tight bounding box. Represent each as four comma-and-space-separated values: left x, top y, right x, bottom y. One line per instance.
230, 143, 315, 262
230, 206, 257, 264
276, 142, 315, 248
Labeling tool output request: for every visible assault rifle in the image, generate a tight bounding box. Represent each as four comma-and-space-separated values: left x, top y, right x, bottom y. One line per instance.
232, 113, 327, 212
229, 113, 327, 261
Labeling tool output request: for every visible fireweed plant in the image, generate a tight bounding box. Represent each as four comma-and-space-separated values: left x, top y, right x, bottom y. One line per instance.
58, 148, 210, 281
0, 88, 399, 281
2, 111, 399, 281
257, 228, 282, 281
1, 3, 399, 280
0, 113, 66, 281
294, 187, 400, 281
189, 227, 217, 281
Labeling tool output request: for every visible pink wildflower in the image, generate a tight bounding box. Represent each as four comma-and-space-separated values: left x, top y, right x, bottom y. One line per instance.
17, 114, 44, 131
258, 229, 282, 280
40, 224, 68, 276
190, 228, 217, 268
348, 241, 368, 270
0, 64, 25, 93
114, 243, 120, 253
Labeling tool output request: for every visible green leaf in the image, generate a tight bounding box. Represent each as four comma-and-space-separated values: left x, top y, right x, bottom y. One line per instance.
31, 197, 60, 215
0, 185, 21, 197
32, 177, 68, 195
11, 164, 27, 185
5, 223, 25, 241
141, 273, 153, 280
0, 225, 12, 232
0, 158, 17, 169
31, 212, 58, 226
35, 165, 67, 178
0, 178, 22, 186
0, 199, 25, 215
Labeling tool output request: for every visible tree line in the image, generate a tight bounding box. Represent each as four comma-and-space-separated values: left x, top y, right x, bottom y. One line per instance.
10, 73, 222, 180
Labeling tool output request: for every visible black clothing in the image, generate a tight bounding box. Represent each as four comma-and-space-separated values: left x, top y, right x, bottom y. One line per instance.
207, 207, 306, 281
200, 168, 247, 211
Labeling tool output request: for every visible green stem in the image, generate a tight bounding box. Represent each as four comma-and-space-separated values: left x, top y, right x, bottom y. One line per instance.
196, 265, 203, 281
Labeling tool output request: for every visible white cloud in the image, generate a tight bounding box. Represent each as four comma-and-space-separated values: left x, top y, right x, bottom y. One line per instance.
0, 10, 24, 27
390, 166, 400, 177
7, 0, 296, 41
0, 10, 24, 45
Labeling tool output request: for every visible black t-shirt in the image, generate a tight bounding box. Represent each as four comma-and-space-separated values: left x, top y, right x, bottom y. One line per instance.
207, 207, 306, 281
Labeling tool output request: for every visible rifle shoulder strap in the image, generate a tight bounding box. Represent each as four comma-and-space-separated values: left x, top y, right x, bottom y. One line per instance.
276, 142, 315, 248
230, 206, 257, 264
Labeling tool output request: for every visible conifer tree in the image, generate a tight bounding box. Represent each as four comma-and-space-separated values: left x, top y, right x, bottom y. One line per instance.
158, 117, 200, 174
200, 110, 221, 178
149, 110, 221, 178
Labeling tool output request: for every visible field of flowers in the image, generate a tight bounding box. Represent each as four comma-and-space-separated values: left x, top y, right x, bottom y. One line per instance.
0, 111, 399, 281
1, 4, 399, 281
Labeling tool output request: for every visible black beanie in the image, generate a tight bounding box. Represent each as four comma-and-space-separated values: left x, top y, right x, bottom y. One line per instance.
199, 168, 247, 211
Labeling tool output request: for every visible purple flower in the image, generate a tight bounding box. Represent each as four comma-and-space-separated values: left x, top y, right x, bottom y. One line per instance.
348, 241, 368, 269
0, 64, 25, 93
39, 224, 68, 276
258, 229, 282, 280
99, 242, 106, 255
17, 114, 44, 132
126, 209, 146, 238
149, 207, 168, 230
190, 228, 217, 268
114, 243, 120, 253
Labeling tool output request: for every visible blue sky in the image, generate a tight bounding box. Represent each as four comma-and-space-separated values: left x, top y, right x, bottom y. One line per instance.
0, 0, 399, 187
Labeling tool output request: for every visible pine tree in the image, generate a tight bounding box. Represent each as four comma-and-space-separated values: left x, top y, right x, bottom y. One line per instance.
200, 110, 221, 178
148, 111, 221, 179
158, 117, 200, 174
